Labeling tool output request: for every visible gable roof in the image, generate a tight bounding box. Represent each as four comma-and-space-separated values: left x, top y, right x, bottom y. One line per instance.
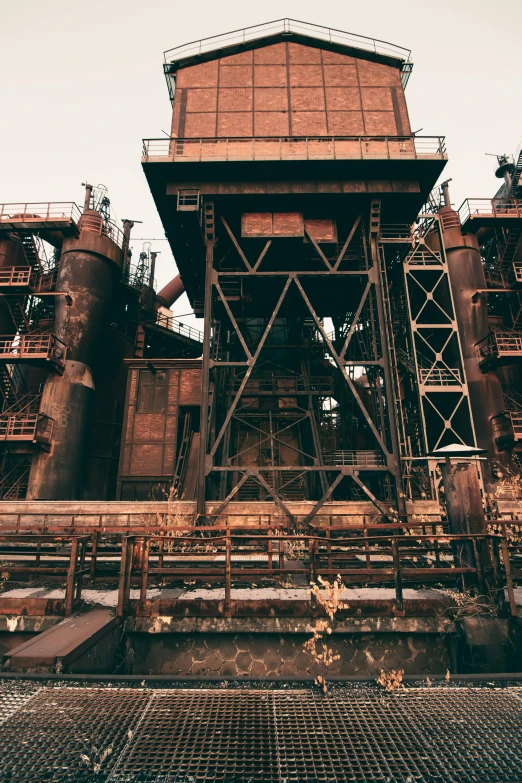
163, 19, 413, 88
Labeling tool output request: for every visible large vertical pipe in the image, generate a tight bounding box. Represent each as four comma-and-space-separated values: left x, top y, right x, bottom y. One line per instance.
437, 193, 508, 489
27, 208, 123, 499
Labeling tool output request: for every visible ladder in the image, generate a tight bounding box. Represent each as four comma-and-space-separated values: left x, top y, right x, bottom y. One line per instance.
172, 412, 193, 496
134, 324, 145, 358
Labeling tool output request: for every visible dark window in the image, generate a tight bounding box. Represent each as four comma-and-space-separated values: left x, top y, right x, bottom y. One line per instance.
137, 370, 168, 413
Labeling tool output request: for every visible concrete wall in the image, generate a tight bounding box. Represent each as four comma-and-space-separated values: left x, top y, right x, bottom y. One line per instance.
125, 632, 451, 677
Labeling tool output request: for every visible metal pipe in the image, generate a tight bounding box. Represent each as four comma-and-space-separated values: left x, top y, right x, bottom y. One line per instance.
155, 273, 185, 309
81, 183, 93, 213
149, 251, 158, 289
441, 179, 452, 207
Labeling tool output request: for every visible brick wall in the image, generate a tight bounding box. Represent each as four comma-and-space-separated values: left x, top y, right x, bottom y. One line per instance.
171, 42, 410, 139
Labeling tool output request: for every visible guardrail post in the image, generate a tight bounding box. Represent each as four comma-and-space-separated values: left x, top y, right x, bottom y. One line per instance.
309, 534, 317, 609
501, 537, 517, 617
90, 531, 98, 579
391, 538, 403, 612
225, 528, 231, 616
139, 537, 150, 613
117, 535, 134, 617
65, 537, 79, 617
472, 537, 486, 595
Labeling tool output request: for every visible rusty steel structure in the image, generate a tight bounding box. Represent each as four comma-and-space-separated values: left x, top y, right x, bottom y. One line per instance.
1, 18, 521, 529
144, 19, 455, 524
0, 192, 202, 502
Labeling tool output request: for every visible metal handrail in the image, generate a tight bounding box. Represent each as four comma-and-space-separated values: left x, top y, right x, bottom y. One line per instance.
116, 530, 504, 617
153, 312, 203, 343
0, 534, 89, 616
458, 198, 522, 223
142, 135, 446, 162
0, 412, 53, 443
0, 267, 35, 287
0, 202, 82, 223
163, 19, 411, 66
0, 333, 67, 364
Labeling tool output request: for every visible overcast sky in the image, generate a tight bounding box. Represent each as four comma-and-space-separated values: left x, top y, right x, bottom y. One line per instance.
2, 0, 521, 325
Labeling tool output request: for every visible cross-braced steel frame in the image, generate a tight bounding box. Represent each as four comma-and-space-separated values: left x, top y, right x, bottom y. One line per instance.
196, 198, 407, 525
401, 215, 476, 453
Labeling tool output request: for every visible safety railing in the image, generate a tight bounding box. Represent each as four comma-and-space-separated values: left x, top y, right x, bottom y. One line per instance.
476, 330, 522, 365
143, 136, 446, 163
164, 19, 412, 66
322, 450, 385, 467
231, 376, 334, 394
418, 367, 462, 386
0, 333, 66, 367
0, 202, 82, 225
154, 312, 203, 342
458, 198, 522, 224
115, 529, 505, 616
0, 412, 53, 445
0, 267, 34, 287
0, 534, 89, 616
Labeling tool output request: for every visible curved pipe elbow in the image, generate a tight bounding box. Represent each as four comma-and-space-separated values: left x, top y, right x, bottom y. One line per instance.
155, 274, 185, 309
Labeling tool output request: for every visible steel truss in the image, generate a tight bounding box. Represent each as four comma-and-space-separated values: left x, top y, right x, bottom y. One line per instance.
196, 199, 407, 524
400, 215, 476, 453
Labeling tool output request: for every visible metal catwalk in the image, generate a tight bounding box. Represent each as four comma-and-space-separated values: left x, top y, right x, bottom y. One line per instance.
2, 681, 522, 781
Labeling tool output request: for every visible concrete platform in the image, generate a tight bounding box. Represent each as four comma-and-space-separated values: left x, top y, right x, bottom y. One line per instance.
2, 608, 120, 673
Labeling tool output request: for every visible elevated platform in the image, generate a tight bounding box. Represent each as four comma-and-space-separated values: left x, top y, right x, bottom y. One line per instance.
459, 197, 522, 232
0, 202, 81, 238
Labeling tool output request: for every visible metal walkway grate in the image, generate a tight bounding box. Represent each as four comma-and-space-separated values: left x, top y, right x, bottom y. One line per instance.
1, 684, 522, 781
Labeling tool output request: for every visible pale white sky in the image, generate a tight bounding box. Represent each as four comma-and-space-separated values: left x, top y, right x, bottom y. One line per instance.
1, 0, 521, 327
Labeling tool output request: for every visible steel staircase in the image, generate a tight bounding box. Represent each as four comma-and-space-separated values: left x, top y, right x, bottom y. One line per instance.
0, 364, 25, 411
4, 296, 30, 333
0, 462, 30, 499
19, 233, 42, 271
498, 226, 522, 271
510, 150, 522, 198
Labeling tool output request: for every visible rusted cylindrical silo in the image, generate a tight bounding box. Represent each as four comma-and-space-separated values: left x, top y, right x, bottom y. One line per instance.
438, 200, 509, 484
27, 208, 123, 499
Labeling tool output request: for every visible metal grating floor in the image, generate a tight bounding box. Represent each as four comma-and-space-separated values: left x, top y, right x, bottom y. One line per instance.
1, 683, 522, 781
